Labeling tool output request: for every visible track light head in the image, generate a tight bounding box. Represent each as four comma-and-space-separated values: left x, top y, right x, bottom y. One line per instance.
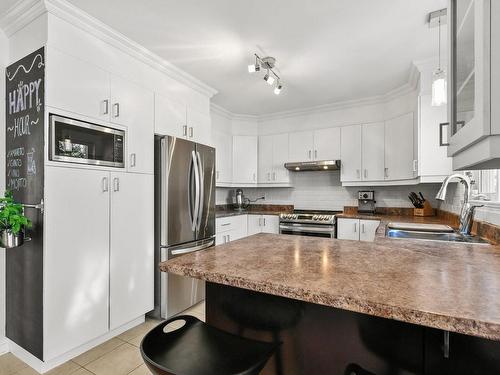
248, 64, 260, 73
264, 71, 275, 85
274, 82, 283, 95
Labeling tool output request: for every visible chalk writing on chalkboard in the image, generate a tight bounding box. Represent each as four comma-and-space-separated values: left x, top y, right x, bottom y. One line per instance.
5, 47, 44, 200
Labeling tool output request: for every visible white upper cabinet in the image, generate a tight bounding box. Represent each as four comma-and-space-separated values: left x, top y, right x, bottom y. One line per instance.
154, 95, 212, 146
187, 107, 212, 146
154, 93, 187, 138
233, 136, 258, 184
288, 128, 340, 162
258, 134, 290, 184
362, 122, 385, 181
258, 135, 274, 183
214, 131, 233, 185
385, 113, 415, 180
289, 131, 314, 162
110, 75, 154, 174
340, 125, 362, 182
313, 127, 341, 160
447, 0, 500, 169
272, 133, 290, 183
46, 48, 110, 121
418, 94, 453, 182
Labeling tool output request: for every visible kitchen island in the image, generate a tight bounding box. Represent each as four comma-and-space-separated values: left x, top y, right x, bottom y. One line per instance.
160, 232, 500, 374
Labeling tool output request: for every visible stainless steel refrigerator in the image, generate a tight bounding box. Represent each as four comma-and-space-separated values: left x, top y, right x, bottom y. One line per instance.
153, 135, 215, 319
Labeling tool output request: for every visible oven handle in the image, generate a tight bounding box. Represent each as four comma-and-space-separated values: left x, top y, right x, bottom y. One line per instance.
279, 224, 335, 233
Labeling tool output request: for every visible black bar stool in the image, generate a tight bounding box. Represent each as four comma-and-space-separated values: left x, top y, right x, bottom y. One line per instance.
140, 315, 279, 375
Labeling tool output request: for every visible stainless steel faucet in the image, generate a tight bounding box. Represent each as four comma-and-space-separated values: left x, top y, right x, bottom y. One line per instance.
435, 173, 480, 235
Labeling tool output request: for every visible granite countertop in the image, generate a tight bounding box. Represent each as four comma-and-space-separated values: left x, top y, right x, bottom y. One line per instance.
160, 231, 500, 340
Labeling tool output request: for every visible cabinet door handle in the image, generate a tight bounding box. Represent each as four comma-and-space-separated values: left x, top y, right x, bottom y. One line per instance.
362, 223, 365, 233
227, 234, 230, 242
384, 167, 389, 178
130, 153, 136, 167
267, 172, 271, 181
253, 173, 256, 181
189, 127, 194, 138
356, 169, 360, 179
216, 171, 220, 180
102, 177, 109, 192
308, 150, 312, 159
364, 169, 367, 179
354, 222, 357, 233
221, 222, 230, 227
183, 125, 188, 136
272, 172, 276, 181
259, 218, 262, 226
113, 177, 120, 192
113, 103, 120, 118
263, 218, 266, 226
314, 150, 318, 159
102, 99, 109, 115
413, 159, 418, 172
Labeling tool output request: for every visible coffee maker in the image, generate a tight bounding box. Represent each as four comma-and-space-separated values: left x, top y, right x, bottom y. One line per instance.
358, 191, 376, 214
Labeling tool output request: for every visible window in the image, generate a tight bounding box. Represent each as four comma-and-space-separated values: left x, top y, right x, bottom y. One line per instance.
469, 170, 500, 202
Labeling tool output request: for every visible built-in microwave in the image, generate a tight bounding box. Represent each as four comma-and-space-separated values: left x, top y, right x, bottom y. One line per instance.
49, 114, 125, 168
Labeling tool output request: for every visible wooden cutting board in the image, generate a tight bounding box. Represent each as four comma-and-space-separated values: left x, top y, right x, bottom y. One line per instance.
387, 222, 454, 233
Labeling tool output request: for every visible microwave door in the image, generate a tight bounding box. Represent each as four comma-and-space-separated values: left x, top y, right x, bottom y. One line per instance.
163, 137, 197, 247
195, 143, 215, 240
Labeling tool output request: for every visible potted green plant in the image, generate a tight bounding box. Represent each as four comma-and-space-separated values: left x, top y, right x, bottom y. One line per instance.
0, 191, 32, 248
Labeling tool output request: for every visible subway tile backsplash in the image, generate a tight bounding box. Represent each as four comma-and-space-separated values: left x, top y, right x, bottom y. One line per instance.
217, 171, 442, 211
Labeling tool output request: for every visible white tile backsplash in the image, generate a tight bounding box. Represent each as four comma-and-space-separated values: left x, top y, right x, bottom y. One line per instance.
217, 171, 442, 211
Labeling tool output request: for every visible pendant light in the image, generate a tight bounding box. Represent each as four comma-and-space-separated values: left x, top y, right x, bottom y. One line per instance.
432, 13, 447, 107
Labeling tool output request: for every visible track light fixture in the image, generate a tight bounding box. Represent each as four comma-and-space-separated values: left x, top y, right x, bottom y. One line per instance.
248, 53, 284, 94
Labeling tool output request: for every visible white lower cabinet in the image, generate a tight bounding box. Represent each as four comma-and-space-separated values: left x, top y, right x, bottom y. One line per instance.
45, 166, 110, 360
215, 215, 248, 244
44, 166, 154, 359
337, 218, 380, 242
109, 172, 154, 329
358, 219, 380, 242
248, 215, 279, 235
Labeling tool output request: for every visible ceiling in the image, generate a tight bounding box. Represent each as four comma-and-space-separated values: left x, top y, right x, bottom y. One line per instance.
1, 0, 447, 115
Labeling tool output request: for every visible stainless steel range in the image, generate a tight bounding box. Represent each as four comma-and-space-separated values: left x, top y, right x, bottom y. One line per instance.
279, 210, 341, 238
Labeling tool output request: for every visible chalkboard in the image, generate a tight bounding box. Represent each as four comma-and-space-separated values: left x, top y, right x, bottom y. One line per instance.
5, 47, 45, 360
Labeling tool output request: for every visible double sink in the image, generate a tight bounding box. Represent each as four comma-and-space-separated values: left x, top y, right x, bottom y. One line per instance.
386, 222, 488, 244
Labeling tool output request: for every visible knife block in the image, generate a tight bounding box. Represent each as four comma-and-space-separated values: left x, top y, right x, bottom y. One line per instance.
414, 201, 435, 217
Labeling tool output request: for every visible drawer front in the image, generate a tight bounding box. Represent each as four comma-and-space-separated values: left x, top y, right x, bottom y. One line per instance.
216, 214, 248, 234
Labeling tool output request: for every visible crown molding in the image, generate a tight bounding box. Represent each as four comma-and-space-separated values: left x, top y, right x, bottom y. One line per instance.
0, 0, 46, 36
0, 0, 218, 99
212, 63, 420, 122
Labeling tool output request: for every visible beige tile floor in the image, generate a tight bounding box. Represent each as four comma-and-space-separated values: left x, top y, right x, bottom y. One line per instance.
0, 301, 206, 375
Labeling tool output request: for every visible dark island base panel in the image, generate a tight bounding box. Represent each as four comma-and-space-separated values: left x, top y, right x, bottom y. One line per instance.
205, 282, 500, 375
5, 47, 45, 360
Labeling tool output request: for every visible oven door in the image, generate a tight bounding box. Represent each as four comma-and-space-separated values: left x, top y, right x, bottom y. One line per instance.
279, 223, 335, 238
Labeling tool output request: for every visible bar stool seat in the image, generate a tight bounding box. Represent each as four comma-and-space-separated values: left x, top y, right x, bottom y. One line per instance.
140, 315, 279, 375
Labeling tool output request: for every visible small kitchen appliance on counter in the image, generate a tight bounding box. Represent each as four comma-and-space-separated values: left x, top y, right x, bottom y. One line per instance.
233, 189, 250, 211
358, 191, 376, 214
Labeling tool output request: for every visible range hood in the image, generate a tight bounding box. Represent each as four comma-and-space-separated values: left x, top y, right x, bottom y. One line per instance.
284, 160, 341, 171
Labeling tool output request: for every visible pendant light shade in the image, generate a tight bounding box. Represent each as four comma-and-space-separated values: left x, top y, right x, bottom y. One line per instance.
431, 12, 447, 107
432, 68, 447, 106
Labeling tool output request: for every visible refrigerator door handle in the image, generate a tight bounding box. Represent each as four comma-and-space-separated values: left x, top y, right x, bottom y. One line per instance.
167, 238, 215, 256
191, 150, 201, 232
187, 151, 194, 229
195, 151, 204, 231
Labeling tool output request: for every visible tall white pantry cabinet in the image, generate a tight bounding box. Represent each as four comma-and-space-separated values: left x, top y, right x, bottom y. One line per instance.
4, 5, 215, 369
